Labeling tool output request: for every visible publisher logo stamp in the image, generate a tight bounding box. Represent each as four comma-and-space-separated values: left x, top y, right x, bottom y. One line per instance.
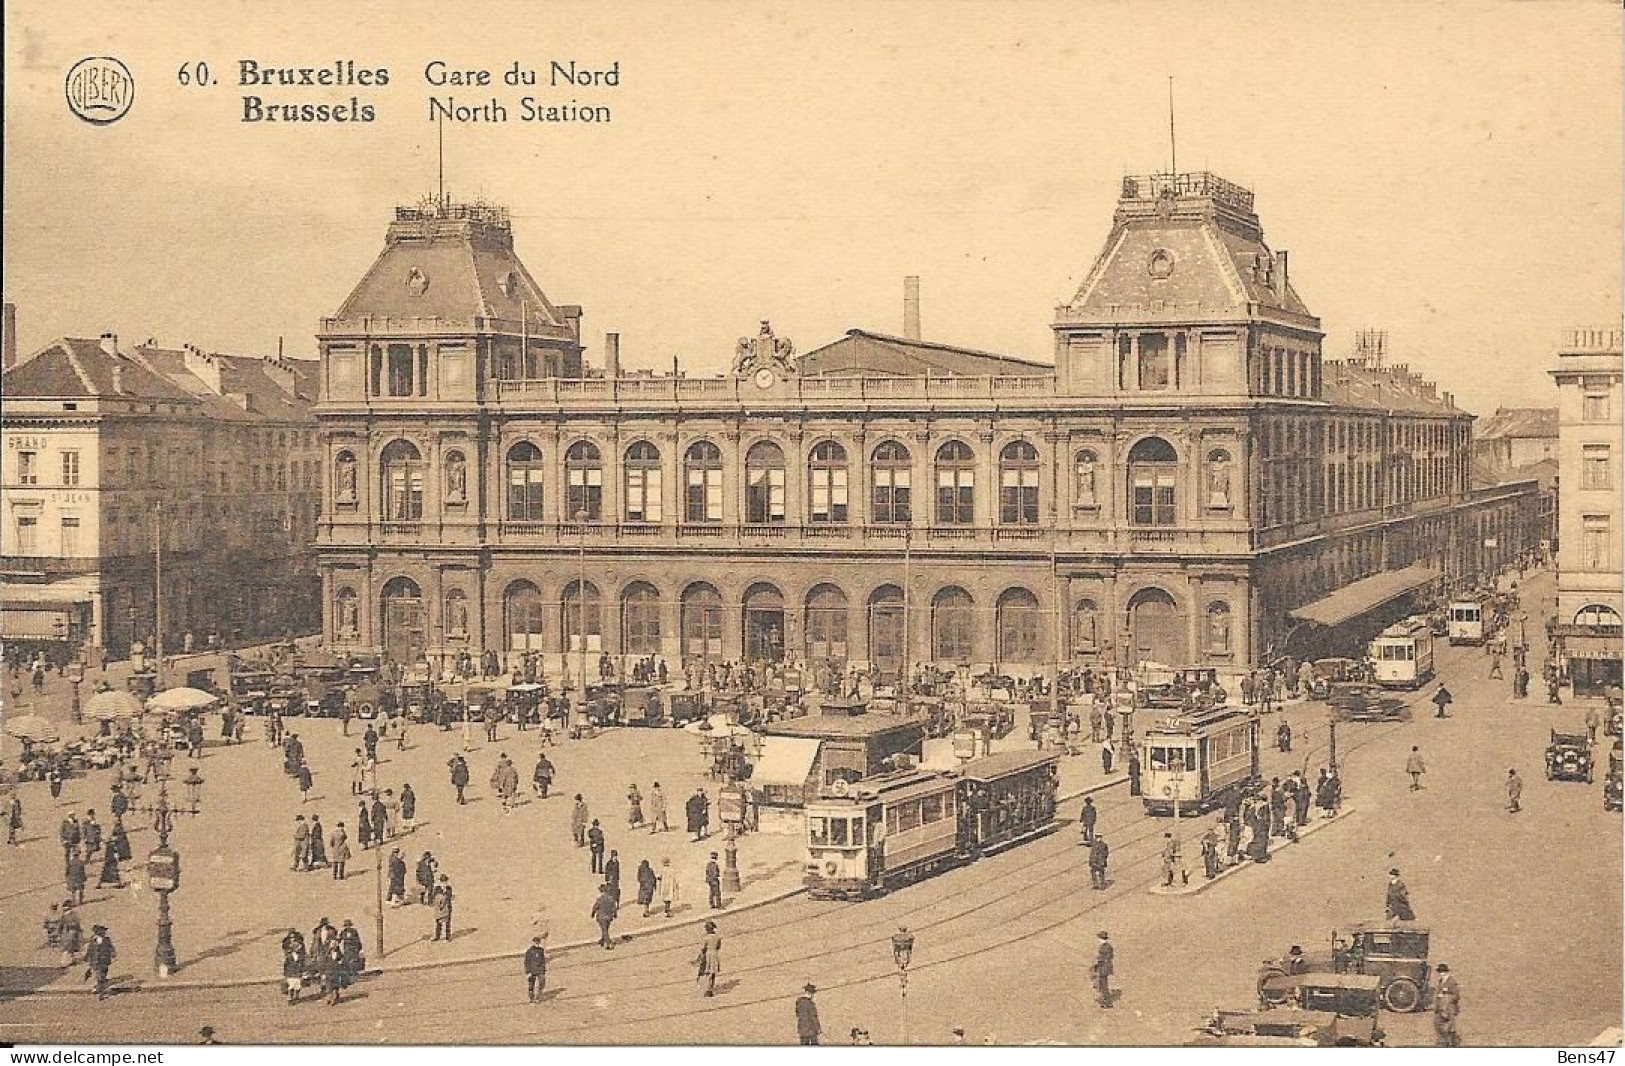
65, 57, 135, 125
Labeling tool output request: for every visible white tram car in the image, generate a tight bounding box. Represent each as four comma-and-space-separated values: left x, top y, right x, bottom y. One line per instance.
1139, 705, 1260, 816
1445, 600, 1485, 646
1369, 617, 1436, 689
804, 750, 1060, 900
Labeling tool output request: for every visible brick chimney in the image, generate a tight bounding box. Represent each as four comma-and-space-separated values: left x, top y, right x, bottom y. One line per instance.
1, 302, 15, 370
99, 331, 119, 359
903, 276, 921, 341
1274, 251, 1289, 300
604, 332, 620, 378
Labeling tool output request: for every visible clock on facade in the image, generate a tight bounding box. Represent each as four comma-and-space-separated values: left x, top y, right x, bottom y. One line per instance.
754, 367, 776, 389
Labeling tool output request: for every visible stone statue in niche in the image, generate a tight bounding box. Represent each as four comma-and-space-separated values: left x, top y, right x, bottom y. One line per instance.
336, 592, 359, 638
1207, 453, 1232, 508
1075, 454, 1097, 505
336, 455, 358, 502
1208, 608, 1230, 652
445, 453, 467, 503
445, 594, 469, 638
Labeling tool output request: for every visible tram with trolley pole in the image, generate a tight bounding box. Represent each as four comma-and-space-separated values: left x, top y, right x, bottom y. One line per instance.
1368, 617, 1436, 689
804, 749, 1060, 900
1140, 705, 1260, 816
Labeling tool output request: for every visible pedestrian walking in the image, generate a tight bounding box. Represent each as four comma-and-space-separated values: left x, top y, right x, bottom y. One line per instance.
1126, 750, 1142, 796
448, 754, 470, 805
387, 848, 407, 905
97, 839, 124, 888
65, 851, 87, 905
605, 849, 622, 903
383, 789, 400, 838
706, 851, 723, 908
1385, 868, 1416, 921
795, 984, 822, 1045
648, 781, 668, 832
1405, 746, 1426, 790
658, 857, 679, 916
1078, 796, 1097, 844
432, 875, 454, 941
308, 815, 328, 868
491, 753, 519, 814
627, 783, 645, 828
1100, 737, 1115, 775
1489, 652, 1504, 680
1092, 931, 1114, 1007
1200, 827, 1220, 880
329, 823, 350, 880
59, 814, 81, 860
400, 783, 417, 833
695, 921, 722, 997
7, 793, 21, 846
532, 754, 555, 799
297, 762, 314, 803
524, 937, 547, 1002
571, 795, 589, 847
1433, 963, 1461, 1047
350, 752, 365, 796
85, 925, 116, 999
586, 819, 607, 873
591, 882, 618, 949
363, 724, 379, 762
1088, 835, 1109, 889
357, 802, 374, 851
1159, 832, 1181, 887
1585, 706, 1601, 744
636, 858, 658, 916
1506, 768, 1523, 813
686, 788, 711, 840
1432, 684, 1454, 719
1276, 719, 1292, 752
416, 851, 437, 904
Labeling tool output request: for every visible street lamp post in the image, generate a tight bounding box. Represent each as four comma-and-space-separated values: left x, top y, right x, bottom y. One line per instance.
135, 746, 201, 977
891, 926, 915, 1044
1169, 753, 1186, 884
576, 509, 589, 730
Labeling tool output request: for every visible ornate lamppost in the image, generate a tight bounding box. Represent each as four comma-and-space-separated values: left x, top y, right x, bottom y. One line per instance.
891, 925, 915, 1043
134, 744, 202, 977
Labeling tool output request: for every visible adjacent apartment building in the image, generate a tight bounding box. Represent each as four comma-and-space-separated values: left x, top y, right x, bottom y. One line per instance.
313, 176, 1544, 676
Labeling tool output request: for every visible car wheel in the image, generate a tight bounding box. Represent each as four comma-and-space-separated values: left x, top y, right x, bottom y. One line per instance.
1382, 976, 1421, 1012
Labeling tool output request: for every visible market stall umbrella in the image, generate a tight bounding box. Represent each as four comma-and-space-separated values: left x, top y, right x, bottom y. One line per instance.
4, 714, 60, 744
84, 689, 146, 722
147, 687, 219, 713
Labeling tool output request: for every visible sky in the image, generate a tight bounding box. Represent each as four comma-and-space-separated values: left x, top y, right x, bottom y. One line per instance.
3, 0, 1620, 416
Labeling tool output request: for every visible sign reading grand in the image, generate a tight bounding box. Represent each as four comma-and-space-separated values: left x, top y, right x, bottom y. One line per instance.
65, 57, 135, 125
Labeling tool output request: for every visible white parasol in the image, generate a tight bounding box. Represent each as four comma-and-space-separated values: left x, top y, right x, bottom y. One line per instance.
146, 687, 219, 713
84, 690, 147, 722
4, 714, 60, 743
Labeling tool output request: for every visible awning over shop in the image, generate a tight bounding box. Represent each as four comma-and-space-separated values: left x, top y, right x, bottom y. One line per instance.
1562, 633, 1624, 662
751, 737, 821, 787
1, 600, 82, 639
1287, 564, 1441, 628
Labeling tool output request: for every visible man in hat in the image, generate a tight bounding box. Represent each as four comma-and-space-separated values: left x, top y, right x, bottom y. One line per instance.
591, 881, 618, 949
1088, 834, 1110, 890
1385, 868, 1416, 921
1431, 684, 1453, 719
1433, 963, 1461, 1046
523, 936, 547, 1002
86, 924, 116, 999
705, 852, 723, 909
1506, 768, 1523, 814
1078, 796, 1098, 845
1405, 746, 1427, 791
1284, 945, 1308, 975
1092, 931, 1114, 1007
1160, 832, 1181, 887
695, 920, 722, 997
795, 984, 821, 1045
431, 875, 454, 941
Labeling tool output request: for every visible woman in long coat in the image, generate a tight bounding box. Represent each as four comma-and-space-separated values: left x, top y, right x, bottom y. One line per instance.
97, 839, 124, 888
308, 818, 328, 867
356, 803, 373, 850
627, 784, 645, 827
636, 859, 658, 915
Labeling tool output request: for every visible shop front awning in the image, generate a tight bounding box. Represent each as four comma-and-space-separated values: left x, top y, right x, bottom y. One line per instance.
1563, 633, 1624, 662
751, 737, 821, 787
1287, 564, 1441, 628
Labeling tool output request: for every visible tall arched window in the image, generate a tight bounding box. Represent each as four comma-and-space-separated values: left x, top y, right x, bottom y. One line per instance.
1205, 601, 1232, 654
443, 449, 468, 505
504, 581, 545, 651
684, 441, 723, 523
566, 441, 603, 521
334, 451, 358, 505
999, 440, 1040, 525
934, 441, 975, 525
1073, 449, 1098, 508
1073, 599, 1100, 654
506, 442, 545, 522
1128, 437, 1178, 526
681, 582, 724, 658
562, 580, 602, 652
380, 440, 423, 521
805, 584, 849, 662
996, 588, 1040, 662
870, 441, 912, 524
444, 588, 470, 640
932, 587, 975, 662
621, 582, 661, 655
1575, 604, 1622, 628
807, 442, 849, 524
624, 442, 663, 523
745, 441, 786, 524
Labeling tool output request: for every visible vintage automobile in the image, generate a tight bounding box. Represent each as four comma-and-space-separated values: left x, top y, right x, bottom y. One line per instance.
1136, 666, 1226, 710
1605, 742, 1623, 812
1259, 924, 1432, 1013
1190, 999, 1382, 1048
1607, 689, 1623, 738
1307, 658, 1362, 700
1326, 681, 1409, 723
1545, 730, 1594, 783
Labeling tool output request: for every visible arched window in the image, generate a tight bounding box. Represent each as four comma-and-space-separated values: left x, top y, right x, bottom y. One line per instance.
380, 577, 425, 664
1128, 437, 1178, 526
504, 581, 545, 651
745, 441, 786, 524
566, 441, 603, 521
996, 588, 1040, 663
334, 587, 359, 640
932, 587, 975, 662
444, 588, 470, 640
622, 582, 661, 655
334, 451, 358, 505
380, 440, 423, 521
870, 441, 912, 524
1073, 599, 1099, 654
807, 442, 849, 524
506, 442, 545, 522
1205, 448, 1233, 509
805, 584, 849, 662
681, 582, 724, 657
684, 441, 723, 523
934, 441, 975, 525
1575, 604, 1622, 628
623, 442, 663, 524
999, 440, 1040, 525
1205, 601, 1232, 654
562, 580, 602, 653
443, 449, 468, 505
1073, 450, 1098, 508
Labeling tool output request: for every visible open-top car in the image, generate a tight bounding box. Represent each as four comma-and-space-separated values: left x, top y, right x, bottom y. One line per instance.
1545, 729, 1594, 783
1326, 682, 1408, 722
1190, 1003, 1382, 1048
1258, 924, 1432, 1013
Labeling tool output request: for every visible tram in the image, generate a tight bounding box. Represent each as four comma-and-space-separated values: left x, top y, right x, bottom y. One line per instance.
1445, 600, 1485, 646
804, 749, 1060, 900
1368, 618, 1436, 689
1139, 705, 1260, 816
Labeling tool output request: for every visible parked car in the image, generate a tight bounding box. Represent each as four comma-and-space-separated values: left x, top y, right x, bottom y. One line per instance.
1307, 658, 1361, 700
1605, 742, 1623, 813
1258, 924, 1432, 1013
1326, 682, 1408, 723
1545, 730, 1594, 783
